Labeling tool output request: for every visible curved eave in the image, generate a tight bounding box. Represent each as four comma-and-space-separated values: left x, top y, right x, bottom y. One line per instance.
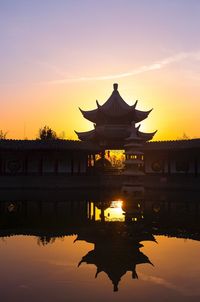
138, 130, 157, 141
79, 107, 99, 123
134, 109, 153, 123
75, 129, 96, 141
79, 102, 148, 123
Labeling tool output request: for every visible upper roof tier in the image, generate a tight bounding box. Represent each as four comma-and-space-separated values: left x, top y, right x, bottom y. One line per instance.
79, 83, 152, 124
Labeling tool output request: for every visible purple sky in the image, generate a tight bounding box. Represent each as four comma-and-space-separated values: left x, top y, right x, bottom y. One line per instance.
0, 0, 200, 139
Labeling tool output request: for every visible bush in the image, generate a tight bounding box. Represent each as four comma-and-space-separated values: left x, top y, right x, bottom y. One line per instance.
38, 126, 58, 140
0, 130, 7, 140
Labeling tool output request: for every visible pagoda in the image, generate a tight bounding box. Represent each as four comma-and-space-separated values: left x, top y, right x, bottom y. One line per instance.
122, 126, 146, 194
75, 83, 156, 149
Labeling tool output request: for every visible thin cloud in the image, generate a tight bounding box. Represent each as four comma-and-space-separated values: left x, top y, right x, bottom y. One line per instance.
34, 60, 68, 77
140, 273, 200, 296
43, 51, 200, 84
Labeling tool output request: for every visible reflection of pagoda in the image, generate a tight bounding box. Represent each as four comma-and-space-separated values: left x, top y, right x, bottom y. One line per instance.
76, 222, 154, 292
75, 84, 156, 149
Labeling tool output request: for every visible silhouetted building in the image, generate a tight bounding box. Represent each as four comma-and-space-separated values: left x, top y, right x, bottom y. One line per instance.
0, 139, 98, 175
0, 84, 200, 183
144, 139, 200, 176
76, 83, 156, 149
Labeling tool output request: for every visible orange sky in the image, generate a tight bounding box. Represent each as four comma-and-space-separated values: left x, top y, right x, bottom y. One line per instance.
1, 1, 200, 141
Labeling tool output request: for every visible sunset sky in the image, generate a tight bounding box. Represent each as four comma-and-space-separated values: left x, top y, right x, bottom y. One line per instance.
1, 0, 200, 140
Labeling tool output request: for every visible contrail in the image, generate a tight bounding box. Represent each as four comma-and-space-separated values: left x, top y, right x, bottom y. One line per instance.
43, 51, 200, 84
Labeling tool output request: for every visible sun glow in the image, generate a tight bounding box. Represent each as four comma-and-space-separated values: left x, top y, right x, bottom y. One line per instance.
105, 200, 125, 221
110, 200, 123, 209
91, 200, 125, 222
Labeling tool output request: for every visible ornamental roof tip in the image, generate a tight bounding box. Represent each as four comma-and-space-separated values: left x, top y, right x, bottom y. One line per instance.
96, 100, 100, 108
113, 83, 118, 91
133, 100, 138, 108
79, 107, 84, 113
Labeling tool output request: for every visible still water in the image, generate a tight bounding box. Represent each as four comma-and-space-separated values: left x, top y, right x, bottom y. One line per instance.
0, 190, 200, 302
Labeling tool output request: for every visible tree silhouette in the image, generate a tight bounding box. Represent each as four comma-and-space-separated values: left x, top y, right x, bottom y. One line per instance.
0, 130, 7, 140
37, 236, 56, 246
38, 125, 58, 140
177, 132, 190, 140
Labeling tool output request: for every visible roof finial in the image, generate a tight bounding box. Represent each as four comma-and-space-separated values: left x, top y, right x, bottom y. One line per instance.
113, 83, 118, 91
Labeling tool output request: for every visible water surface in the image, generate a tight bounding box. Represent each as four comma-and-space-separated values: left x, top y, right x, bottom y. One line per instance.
0, 190, 200, 302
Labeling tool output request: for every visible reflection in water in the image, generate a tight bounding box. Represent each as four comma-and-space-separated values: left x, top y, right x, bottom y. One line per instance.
0, 190, 200, 298
92, 200, 125, 222
37, 236, 56, 246
76, 223, 154, 291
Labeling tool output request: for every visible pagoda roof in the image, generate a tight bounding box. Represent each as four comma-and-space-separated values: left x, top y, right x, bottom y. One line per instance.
125, 125, 157, 142
79, 83, 152, 124
136, 125, 157, 141
75, 124, 156, 145
138, 129, 157, 141
74, 129, 96, 142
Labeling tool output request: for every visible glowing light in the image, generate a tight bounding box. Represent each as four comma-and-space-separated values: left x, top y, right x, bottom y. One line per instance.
93, 200, 125, 222
105, 200, 125, 221
110, 200, 123, 208
132, 217, 138, 222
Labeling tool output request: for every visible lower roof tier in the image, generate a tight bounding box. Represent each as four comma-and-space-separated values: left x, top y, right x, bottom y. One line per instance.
75, 125, 156, 147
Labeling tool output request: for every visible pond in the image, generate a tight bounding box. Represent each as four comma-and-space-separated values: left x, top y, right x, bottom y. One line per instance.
0, 189, 200, 302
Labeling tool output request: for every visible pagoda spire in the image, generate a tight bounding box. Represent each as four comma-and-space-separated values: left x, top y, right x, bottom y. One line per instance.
113, 83, 118, 91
